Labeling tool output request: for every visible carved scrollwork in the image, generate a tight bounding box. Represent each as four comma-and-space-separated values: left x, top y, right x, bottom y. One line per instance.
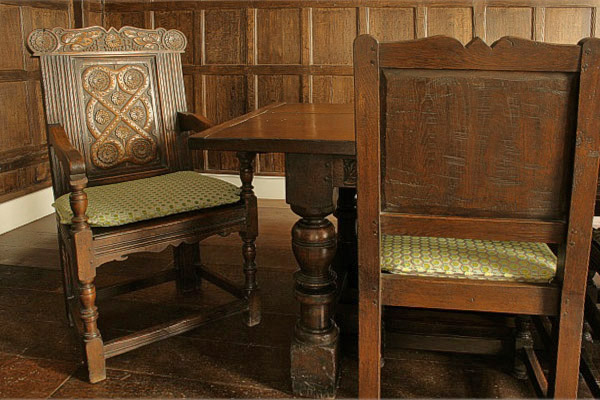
82, 64, 158, 169
343, 159, 357, 186
27, 26, 187, 55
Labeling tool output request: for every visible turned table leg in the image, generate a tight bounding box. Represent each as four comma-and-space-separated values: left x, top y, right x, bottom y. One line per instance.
286, 153, 340, 398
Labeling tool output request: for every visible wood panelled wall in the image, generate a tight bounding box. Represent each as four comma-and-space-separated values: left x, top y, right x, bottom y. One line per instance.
0, 0, 599, 201
0, 0, 73, 202
96, 0, 600, 176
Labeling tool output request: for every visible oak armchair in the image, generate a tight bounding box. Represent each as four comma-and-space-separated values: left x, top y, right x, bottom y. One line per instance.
355, 34, 600, 398
27, 26, 260, 383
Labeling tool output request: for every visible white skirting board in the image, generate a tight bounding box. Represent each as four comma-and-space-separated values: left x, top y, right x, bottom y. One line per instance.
0, 187, 55, 236
0, 174, 286, 235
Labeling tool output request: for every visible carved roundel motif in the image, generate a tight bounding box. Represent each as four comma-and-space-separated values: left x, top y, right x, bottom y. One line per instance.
111, 91, 127, 105
129, 106, 145, 121
122, 69, 144, 91
88, 69, 112, 92
115, 125, 130, 140
28, 30, 58, 53
97, 142, 120, 165
95, 109, 111, 125
163, 29, 186, 51
130, 137, 155, 161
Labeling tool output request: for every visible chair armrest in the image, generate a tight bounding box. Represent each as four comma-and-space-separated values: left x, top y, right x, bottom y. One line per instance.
177, 112, 213, 133
48, 124, 87, 182
48, 124, 90, 229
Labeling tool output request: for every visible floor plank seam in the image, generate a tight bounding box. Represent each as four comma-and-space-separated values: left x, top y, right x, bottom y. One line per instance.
46, 371, 75, 399
104, 365, 290, 393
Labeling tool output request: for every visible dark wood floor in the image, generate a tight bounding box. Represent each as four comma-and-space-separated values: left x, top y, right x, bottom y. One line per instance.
0, 200, 596, 398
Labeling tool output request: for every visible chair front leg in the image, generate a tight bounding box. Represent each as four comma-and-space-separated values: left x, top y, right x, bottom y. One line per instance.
238, 151, 260, 326
71, 180, 105, 383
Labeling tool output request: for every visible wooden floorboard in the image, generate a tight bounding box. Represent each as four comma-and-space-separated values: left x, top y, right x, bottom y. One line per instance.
0, 202, 595, 398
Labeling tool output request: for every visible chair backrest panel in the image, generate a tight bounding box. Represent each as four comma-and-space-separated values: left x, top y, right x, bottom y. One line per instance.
28, 26, 188, 191
355, 35, 600, 245
381, 68, 578, 220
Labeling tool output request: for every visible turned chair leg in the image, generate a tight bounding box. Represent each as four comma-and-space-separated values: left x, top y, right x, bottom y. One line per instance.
78, 275, 105, 383
174, 243, 202, 294
241, 232, 260, 326
238, 151, 260, 327
513, 315, 533, 380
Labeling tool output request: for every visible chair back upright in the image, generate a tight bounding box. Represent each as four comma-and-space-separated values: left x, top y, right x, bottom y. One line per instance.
28, 26, 189, 197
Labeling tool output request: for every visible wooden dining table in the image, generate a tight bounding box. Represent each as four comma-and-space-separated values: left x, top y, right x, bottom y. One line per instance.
188, 102, 356, 398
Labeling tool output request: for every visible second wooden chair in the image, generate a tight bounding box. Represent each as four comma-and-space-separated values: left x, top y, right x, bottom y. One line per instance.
354, 34, 600, 398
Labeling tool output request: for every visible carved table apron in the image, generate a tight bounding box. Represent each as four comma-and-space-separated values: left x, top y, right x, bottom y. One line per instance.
188, 102, 356, 398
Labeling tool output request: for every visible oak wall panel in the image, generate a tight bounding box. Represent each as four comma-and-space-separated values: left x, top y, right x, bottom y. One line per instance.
204, 9, 247, 65
312, 76, 354, 104
21, 5, 70, 71
368, 7, 415, 42
312, 8, 357, 65
0, 82, 29, 150
256, 8, 301, 64
257, 75, 301, 106
544, 7, 592, 43
154, 11, 196, 65
0, 5, 24, 70
427, 7, 473, 44
0, 0, 72, 202
486, 7, 533, 43
204, 75, 247, 171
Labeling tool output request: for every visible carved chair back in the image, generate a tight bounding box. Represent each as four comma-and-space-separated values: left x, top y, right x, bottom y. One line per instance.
28, 26, 189, 197
355, 35, 600, 250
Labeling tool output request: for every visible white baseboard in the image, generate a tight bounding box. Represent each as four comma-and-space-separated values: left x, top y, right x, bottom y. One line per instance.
203, 173, 286, 200
0, 175, 286, 235
0, 187, 55, 236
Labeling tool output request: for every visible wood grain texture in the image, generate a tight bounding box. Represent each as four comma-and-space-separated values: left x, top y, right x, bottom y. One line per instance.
354, 34, 382, 400
368, 7, 414, 42
545, 6, 592, 44
256, 8, 301, 64
486, 6, 533, 43
381, 68, 577, 220
312, 7, 357, 65
427, 7, 473, 43
381, 275, 561, 315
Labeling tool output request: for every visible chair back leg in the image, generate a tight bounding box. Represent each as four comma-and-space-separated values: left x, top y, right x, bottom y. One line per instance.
552, 289, 587, 398
359, 271, 382, 398
174, 243, 202, 294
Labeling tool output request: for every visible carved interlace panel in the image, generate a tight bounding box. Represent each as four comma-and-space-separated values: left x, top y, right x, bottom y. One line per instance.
27, 26, 186, 55
82, 63, 158, 169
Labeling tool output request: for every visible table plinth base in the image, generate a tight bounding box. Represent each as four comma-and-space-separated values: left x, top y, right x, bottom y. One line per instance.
291, 333, 340, 399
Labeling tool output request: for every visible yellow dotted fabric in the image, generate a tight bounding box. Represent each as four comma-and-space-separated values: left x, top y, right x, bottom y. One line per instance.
53, 171, 241, 227
381, 235, 556, 283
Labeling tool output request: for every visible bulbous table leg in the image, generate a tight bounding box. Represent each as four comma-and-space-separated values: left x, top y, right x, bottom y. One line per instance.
286, 153, 340, 398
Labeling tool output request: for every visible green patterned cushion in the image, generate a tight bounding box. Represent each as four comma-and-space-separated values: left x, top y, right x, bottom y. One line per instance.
53, 171, 241, 227
381, 235, 556, 283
